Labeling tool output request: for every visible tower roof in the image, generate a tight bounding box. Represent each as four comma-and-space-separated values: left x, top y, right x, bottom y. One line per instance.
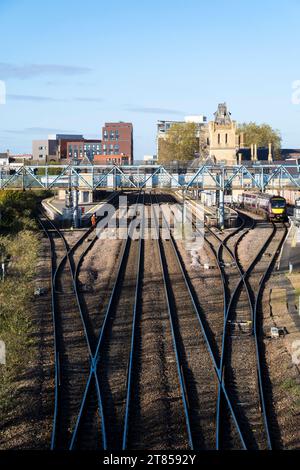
214, 102, 232, 125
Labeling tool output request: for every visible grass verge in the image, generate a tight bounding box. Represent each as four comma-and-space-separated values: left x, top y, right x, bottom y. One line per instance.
0, 190, 51, 415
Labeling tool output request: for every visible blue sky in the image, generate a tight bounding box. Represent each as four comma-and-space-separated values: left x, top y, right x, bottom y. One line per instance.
1, 0, 300, 157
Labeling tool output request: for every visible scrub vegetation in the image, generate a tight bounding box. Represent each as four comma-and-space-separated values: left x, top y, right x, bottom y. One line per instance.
0, 190, 50, 414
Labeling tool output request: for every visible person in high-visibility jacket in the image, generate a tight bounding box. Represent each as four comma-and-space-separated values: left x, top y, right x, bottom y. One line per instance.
91, 213, 97, 227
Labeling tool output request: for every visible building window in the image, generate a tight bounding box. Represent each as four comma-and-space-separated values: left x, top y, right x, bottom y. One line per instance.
218, 134, 221, 145
225, 133, 228, 144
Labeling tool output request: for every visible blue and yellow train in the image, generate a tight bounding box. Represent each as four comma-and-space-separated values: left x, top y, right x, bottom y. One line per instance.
240, 192, 287, 221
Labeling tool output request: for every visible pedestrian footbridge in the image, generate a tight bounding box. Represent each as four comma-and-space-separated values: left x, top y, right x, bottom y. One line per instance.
0, 163, 300, 192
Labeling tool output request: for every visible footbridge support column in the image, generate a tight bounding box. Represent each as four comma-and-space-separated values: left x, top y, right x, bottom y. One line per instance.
217, 169, 225, 230
218, 189, 225, 230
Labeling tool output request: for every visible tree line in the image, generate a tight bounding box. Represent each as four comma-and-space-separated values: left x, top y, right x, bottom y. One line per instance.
158, 122, 282, 163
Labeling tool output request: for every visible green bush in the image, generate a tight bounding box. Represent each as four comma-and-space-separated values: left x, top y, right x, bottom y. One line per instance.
0, 190, 52, 233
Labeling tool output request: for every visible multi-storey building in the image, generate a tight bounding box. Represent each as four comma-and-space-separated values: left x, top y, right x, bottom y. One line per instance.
101, 122, 133, 163
32, 134, 84, 163
32, 140, 51, 162
54, 134, 84, 160
67, 140, 102, 162
32, 123, 133, 165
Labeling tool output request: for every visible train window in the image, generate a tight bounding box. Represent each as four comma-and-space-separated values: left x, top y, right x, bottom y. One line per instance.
271, 199, 286, 208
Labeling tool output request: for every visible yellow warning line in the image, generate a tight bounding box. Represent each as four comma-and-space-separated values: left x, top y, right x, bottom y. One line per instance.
174, 191, 215, 216
85, 192, 119, 214
43, 197, 63, 215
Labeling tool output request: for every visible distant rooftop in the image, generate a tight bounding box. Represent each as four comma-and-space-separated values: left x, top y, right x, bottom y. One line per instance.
48, 134, 84, 140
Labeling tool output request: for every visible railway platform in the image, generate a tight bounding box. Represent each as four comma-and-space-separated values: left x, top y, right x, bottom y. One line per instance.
276, 218, 300, 333
42, 191, 117, 224
278, 218, 300, 273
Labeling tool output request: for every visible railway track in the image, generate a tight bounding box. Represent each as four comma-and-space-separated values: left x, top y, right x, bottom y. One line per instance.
64, 191, 143, 450
242, 219, 289, 449
123, 193, 189, 450
38, 192, 124, 449
150, 192, 250, 449
151, 192, 219, 449
214, 217, 288, 450
206, 216, 265, 450
180, 195, 289, 449
38, 213, 91, 449
38, 190, 289, 450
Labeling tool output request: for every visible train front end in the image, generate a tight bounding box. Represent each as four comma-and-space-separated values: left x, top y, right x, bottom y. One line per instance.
269, 197, 287, 221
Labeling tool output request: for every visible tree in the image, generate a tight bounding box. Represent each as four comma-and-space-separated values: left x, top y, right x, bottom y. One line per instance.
237, 122, 282, 159
158, 122, 199, 163
36, 160, 62, 176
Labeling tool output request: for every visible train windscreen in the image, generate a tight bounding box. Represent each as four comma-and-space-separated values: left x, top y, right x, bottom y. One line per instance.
271, 199, 286, 208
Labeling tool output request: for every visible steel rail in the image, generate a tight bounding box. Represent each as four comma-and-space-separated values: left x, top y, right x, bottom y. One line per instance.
36, 217, 60, 450
171, 194, 250, 447
69, 191, 143, 450
190, 200, 274, 449
184, 203, 259, 449
156, 193, 248, 449
38, 192, 120, 449
205, 212, 286, 449
206, 216, 268, 449
150, 192, 194, 449
251, 221, 289, 449
214, 218, 278, 450
39, 210, 98, 449
53, 191, 120, 296
177, 197, 289, 449
122, 193, 145, 450
38, 211, 87, 449
208, 217, 255, 449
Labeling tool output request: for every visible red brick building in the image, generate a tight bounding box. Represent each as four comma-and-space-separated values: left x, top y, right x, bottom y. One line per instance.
66, 140, 102, 161
101, 122, 133, 164
32, 123, 133, 164
94, 154, 130, 165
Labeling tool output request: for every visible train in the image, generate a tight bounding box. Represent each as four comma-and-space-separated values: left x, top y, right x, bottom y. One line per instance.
239, 192, 287, 221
